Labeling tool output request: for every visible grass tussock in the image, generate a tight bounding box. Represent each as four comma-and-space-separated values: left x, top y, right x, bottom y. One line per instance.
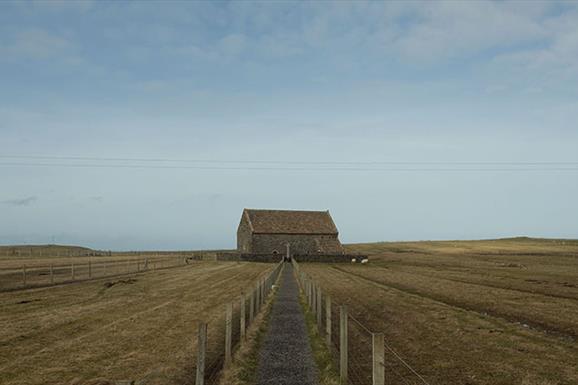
217, 278, 281, 385
521, 374, 557, 385
300, 294, 339, 385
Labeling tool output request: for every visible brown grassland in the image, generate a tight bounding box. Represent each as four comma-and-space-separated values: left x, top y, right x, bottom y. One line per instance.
302, 237, 578, 385
0, 261, 270, 385
1, 238, 576, 385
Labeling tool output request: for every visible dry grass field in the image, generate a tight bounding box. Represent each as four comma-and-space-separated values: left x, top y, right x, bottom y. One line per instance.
0, 261, 271, 385
302, 238, 578, 385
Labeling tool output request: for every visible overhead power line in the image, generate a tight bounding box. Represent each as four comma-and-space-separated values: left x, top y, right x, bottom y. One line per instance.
1, 162, 578, 172
1, 155, 578, 172
1, 155, 578, 166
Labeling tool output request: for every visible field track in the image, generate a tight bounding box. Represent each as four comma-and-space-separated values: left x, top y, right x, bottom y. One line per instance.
331, 265, 578, 340
256, 264, 317, 385
393, 268, 578, 301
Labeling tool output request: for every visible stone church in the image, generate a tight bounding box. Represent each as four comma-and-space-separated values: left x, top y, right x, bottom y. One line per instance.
237, 208, 344, 255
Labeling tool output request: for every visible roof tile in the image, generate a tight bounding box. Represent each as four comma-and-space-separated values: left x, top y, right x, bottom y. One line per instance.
245, 209, 338, 235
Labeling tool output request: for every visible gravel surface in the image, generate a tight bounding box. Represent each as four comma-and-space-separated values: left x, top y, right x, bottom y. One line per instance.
256, 264, 318, 385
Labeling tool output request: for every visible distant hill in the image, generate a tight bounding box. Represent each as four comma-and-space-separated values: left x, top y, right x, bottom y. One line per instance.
0, 244, 233, 258
345, 237, 578, 256
0, 244, 94, 257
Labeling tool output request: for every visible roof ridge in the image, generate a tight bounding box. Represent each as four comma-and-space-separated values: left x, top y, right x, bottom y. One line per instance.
243, 208, 338, 235
245, 208, 329, 213
242, 208, 254, 232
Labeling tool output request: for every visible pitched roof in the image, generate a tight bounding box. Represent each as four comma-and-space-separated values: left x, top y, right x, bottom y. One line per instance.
243, 209, 339, 235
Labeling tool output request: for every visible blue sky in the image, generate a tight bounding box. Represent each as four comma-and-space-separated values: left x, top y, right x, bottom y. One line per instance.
1, 1, 577, 250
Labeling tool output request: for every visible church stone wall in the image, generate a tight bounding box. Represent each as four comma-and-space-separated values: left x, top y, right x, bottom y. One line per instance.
251, 233, 342, 255
237, 215, 252, 253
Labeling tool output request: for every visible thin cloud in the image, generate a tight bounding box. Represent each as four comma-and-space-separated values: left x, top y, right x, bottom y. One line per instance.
1, 196, 37, 207
30, 0, 94, 13
0, 28, 74, 61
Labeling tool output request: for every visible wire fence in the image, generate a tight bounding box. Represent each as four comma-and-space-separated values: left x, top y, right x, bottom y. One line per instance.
0, 255, 201, 291
192, 261, 284, 385
119, 261, 283, 385
292, 259, 431, 385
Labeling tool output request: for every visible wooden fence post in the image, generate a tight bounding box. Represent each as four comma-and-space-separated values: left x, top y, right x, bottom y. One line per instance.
103, 261, 107, 276
260, 280, 264, 307
312, 284, 317, 315
240, 294, 246, 340
309, 281, 315, 312
256, 284, 261, 313
340, 306, 348, 384
225, 302, 233, 366
326, 296, 332, 347
257, 281, 261, 310
249, 290, 255, 323
195, 322, 207, 385
71, 263, 75, 280
372, 333, 385, 385
50, 264, 54, 285
88, 260, 92, 279
268, 270, 272, 292
317, 286, 322, 331
22, 265, 27, 286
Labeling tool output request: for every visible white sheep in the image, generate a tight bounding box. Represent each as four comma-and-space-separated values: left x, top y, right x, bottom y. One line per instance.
351, 258, 357, 263
361, 259, 369, 264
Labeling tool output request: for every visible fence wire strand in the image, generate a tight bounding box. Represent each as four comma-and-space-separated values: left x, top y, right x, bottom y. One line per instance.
293, 259, 431, 385
131, 261, 283, 385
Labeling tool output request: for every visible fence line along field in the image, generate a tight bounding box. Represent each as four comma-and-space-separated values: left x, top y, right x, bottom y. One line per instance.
0, 245, 219, 269
0, 255, 194, 291
301, 238, 578, 385
0, 245, 220, 291
0, 261, 270, 385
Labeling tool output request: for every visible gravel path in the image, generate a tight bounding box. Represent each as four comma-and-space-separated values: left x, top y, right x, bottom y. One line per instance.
256, 263, 318, 385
